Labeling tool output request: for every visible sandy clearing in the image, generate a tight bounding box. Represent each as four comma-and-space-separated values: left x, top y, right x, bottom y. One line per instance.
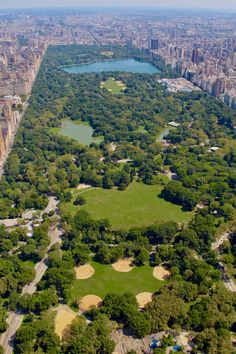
153, 266, 170, 280
55, 305, 77, 339
136, 292, 153, 308
112, 258, 134, 272
178, 332, 189, 346
117, 158, 132, 163
0, 219, 19, 227
22, 209, 36, 220
79, 295, 102, 312
74, 264, 95, 280
77, 183, 92, 190
110, 142, 117, 152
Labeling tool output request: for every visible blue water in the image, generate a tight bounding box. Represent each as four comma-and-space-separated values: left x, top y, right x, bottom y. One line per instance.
63, 58, 160, 74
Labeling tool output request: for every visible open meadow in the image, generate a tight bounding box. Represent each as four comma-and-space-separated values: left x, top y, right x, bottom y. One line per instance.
100, 77, 126, 94
63, 182, 193, 229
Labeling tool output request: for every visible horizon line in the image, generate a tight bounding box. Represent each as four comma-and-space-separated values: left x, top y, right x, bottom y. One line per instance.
0, 6, 236, 12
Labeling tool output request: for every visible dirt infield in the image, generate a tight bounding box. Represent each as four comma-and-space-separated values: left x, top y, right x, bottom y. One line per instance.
74, 264, 95, 280
55, 305, 77, 339
153, 266, 170, 280
79, 295, 102, 312
136, 292, 153, 308
112, 258, 134, 272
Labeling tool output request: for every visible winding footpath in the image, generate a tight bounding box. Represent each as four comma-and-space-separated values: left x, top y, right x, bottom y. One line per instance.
212, 232, 236, 293
0, 209, 62, 353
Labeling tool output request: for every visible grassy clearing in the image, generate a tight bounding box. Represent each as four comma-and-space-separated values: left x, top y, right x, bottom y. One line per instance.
62, 182, 193, 229
100, 77, 126, 94
101, 51, 114, 57
136, 126, 148, 133
70, 261, 163, 301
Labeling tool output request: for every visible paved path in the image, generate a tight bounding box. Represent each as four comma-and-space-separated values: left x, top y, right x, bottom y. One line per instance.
212, 232, 229, 251
0, 197, 59, 228
211, 232, 236, 292
0, 223, 62, 353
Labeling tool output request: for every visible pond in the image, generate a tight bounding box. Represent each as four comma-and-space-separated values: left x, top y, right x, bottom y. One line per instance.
63, 58, 160, 74
53, 119, 103, 146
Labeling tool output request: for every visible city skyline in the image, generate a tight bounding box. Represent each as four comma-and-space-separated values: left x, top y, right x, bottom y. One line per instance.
0, 0, 236, 10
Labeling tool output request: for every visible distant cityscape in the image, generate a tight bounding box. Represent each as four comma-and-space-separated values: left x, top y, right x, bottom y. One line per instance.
0, 9, 236, 166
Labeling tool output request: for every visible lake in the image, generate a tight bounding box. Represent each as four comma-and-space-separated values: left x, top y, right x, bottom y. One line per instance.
54, 120, 103, 146
63, 58, 160, 74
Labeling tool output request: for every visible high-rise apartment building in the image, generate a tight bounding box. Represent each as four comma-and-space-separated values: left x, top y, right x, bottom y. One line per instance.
150, 38, 159, 50
192, 48, 201, 64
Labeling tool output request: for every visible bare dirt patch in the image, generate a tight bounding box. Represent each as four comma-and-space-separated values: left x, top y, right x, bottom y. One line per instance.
153, 266, 170, 280
79, 295, 102, 312
136, 292, 153, 308
74, 264, 95, 280
110, 142, 117, 152
112, 258, 134, 272
77, 183, 92, 190
55, 305, 77, 339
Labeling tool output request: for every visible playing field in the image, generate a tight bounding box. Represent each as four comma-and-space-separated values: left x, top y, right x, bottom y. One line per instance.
71, 261, 163, 301
63, 182, 193, 229
100, 77, 126, 94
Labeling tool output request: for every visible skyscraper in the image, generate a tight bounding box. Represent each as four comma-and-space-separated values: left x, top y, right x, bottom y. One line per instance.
192, 48, 201, 64
212, 78, 226, 97
150, 38, 159, 50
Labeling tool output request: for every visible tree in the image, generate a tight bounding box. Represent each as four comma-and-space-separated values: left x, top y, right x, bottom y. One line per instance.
0, 306, 7, 333
134, 247, 149, 266
145, 288, 186, 332
195, 328, 234, 354
126, 309, 151, 338
74, 196, 86, 206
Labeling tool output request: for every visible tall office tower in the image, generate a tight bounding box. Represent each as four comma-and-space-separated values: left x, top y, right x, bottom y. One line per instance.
150, 38, 159, 50
192, 48, 201, 64
178, 47, 185, 60
232, 52, 236, 68
212, 78, 226, 97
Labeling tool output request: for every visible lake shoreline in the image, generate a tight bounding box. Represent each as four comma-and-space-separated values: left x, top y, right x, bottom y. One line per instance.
50, 119, 103, 146
62, 58, 161, 74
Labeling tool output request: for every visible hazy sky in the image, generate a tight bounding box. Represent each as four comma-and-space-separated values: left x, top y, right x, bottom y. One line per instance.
0, 0, 235, 10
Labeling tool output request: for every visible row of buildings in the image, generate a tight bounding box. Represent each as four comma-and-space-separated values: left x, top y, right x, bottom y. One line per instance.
0, 34, 47, 168
0, 96, 20, 161
148, 34, 236, 108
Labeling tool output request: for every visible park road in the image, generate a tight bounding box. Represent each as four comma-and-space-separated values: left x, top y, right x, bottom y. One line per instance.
0, 224, 62, 354
211, 232, 236, 293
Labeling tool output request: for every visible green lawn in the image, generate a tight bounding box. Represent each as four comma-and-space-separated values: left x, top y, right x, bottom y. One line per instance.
62, 182, 193, 229
100, 77, 126, 94
71, 261, 163, 301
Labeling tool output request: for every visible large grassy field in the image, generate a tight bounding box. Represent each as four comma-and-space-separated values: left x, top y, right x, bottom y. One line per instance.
100, 77, 126, 94
63, 182, 193, 229
71, 261, 163, 301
